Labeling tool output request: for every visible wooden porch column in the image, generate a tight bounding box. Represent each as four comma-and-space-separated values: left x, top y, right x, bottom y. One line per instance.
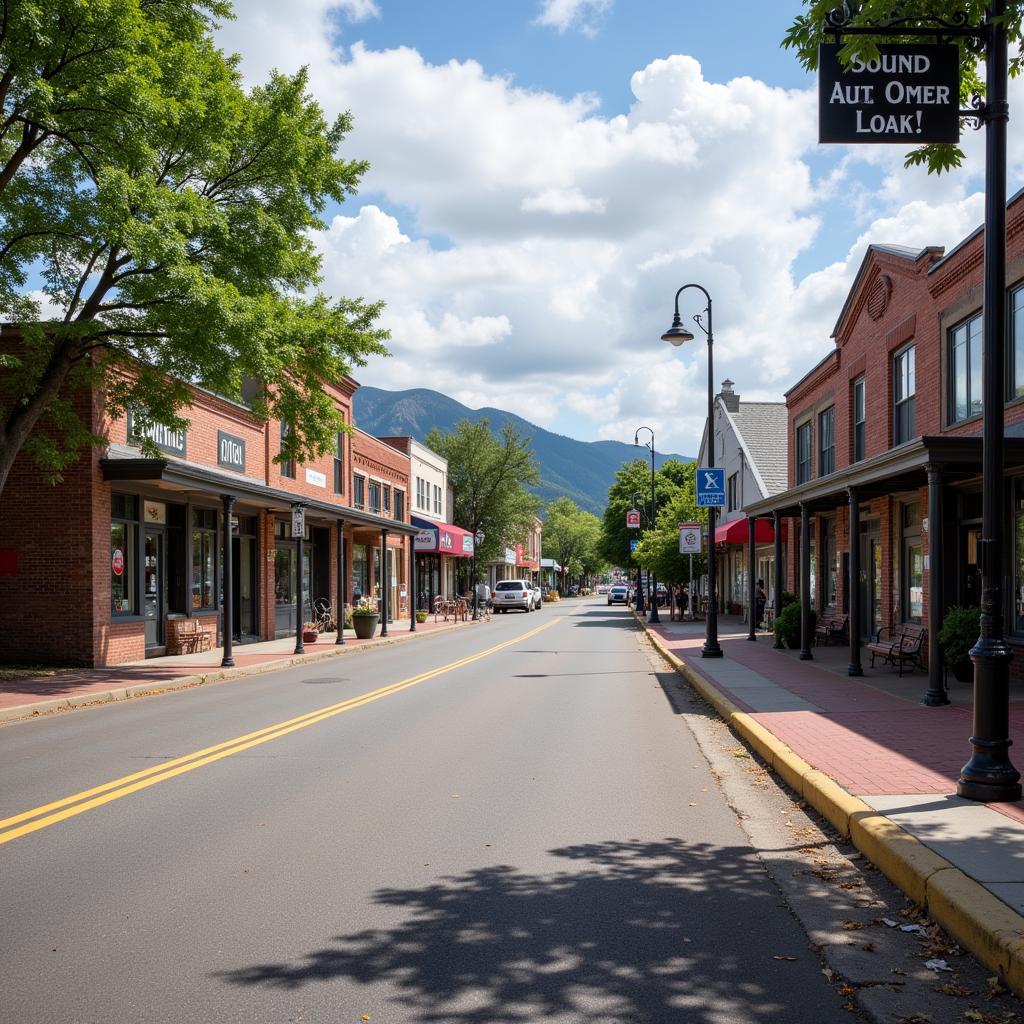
848, 487, 863, 676
800, 502, 813, 660
773, 509, 785, 648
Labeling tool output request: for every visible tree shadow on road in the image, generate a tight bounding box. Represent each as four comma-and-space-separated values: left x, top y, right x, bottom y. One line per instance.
215, 837, 843, 1023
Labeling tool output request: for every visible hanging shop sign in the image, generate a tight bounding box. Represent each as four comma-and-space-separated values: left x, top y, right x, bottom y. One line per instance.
626, 508, 641, 528
126, 409, 187, 457
217, 431, 246, 473
818, 43, 960, 144
679, 522, 702, 554
291, 505, 306, 536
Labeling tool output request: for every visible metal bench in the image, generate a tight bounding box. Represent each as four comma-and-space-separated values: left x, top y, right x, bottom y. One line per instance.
867, 623, 927, 676
814, 609, 848, 646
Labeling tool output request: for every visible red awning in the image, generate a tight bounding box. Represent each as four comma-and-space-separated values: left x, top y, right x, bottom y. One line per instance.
412, 517, 475, 558
714, 518, 785, 546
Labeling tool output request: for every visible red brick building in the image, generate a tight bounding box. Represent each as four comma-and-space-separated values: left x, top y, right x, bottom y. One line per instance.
0, 358, 416, 666
745, 189, 1024, 698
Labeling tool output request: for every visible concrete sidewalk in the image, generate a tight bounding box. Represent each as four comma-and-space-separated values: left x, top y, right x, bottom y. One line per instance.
640, 613, 1024, 994
0, 614, 480, 723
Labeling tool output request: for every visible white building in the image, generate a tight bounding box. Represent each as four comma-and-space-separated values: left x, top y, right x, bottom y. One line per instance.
697, 380, 788, 616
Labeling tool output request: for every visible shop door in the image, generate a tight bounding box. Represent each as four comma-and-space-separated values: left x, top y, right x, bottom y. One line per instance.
858, 525, 882, 640
143, 530, 165, 651
233, 537, 257, 641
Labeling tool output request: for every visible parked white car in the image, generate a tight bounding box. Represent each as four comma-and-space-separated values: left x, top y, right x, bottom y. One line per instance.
494, 579, 534, 612
531, 585, 543, 609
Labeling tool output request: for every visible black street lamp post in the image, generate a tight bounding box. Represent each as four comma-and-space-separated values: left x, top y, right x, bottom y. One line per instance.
472, 528, 485, 621
634, 427, 660, 624
631, 489, 646, 614
662, 283, 723, 658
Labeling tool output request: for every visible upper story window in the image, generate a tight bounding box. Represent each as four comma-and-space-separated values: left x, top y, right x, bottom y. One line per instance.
1014, 285, 1024, 399
727, 472, 739, 512
853, 378, 866, 463
433, 484, 442, 515
949, 313, 982, 423
394, 489, 405, 521
894, 343, 916, 445
279, 422, 295, 479
383, 485, 391, 514
333, 430, 344, 495
796, 421, 812, 484
368, 480, 382, 514
818, 406, 835, 477
416, 476, 427, 510
353, 474, 365, 510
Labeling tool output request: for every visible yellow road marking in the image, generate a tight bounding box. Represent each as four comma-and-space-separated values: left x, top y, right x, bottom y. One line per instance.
0, 615, 563, 846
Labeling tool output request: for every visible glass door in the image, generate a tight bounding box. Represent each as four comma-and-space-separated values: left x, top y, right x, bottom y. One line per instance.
143, 530, 164, 650
858, 524, 882, 640
233, 537, 257, 640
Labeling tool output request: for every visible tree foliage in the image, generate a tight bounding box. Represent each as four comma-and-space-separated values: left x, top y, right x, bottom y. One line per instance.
599, 457, 693, 571
783, 1, 1024, 173
632, 463, 707, 585
0, 0, 389, 494
425, 418, 541, 564
542, 496, 604, 587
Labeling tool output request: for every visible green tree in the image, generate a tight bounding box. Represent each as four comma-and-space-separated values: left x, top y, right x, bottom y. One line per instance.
425, 418, 541, 566
599, 457, 689, 571
542, 496, 603, 592
783, 1, 1024, 173
633, 463, 707, 587
0, 0, 388, 495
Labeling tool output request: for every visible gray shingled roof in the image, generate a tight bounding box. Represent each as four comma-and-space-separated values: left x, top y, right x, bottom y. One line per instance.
731, 402, 789, 497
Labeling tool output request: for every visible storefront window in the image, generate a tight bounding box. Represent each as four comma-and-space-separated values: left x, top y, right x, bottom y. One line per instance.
191, 508, 217, 610
1013, 286, 1024, 398
111, 517, 137, 615
902, 502, 922, 623
352, 544, 370, 602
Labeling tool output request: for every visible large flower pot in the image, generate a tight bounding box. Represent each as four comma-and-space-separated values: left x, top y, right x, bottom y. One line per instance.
352, 614, 379, 640
951, 657, 974, 683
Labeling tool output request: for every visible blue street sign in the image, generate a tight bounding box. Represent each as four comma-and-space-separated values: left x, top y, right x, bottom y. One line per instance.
696, 467, 726, 508
630, 538, 639, 553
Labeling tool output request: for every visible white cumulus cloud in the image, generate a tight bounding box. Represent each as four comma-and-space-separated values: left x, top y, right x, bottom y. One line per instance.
534, 0, 613, 36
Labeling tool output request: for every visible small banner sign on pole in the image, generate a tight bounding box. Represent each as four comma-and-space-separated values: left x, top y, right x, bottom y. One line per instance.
630, 538, 639, 553
818, 43, 960, 144
696, 468, 725, 508
291, 505, 306, 536
626, 508, 641, 529
679, 522, 702, 554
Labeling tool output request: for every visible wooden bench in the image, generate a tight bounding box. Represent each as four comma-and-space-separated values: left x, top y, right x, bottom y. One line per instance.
814, 609, 848, 646
867, 623, 927, 676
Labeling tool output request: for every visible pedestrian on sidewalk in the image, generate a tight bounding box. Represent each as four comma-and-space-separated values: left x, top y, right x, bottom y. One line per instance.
755, 579, 767, 628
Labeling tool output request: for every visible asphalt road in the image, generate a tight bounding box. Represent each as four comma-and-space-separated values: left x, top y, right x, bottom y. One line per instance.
0, 599, 852, 1023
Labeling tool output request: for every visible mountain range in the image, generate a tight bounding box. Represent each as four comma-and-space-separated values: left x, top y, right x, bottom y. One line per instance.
352, 387, 691, 516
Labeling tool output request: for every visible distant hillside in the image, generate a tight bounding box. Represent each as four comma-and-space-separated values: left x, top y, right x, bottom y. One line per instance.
353, 387, 691, 516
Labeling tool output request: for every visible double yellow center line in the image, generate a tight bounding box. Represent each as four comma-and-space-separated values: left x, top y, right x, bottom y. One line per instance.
0, 616, 561, 847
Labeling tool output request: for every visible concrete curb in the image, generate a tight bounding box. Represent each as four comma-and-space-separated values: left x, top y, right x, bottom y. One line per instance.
637, 613, 1024, 995
0, 617, 481, 725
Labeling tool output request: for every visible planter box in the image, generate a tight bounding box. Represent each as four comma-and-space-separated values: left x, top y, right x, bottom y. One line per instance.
302, 630, 319, 644
352, 614, 379, 640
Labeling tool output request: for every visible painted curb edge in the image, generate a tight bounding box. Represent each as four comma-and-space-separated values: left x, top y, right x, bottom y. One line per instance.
638, 614, 1024, 996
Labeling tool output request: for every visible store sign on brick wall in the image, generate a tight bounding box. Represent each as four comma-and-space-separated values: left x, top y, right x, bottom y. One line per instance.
818, 43, 960, 144
126, 409, 186, 457
217, 431, 246, 473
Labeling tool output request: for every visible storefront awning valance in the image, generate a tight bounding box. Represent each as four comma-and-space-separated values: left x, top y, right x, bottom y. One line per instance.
100, 445, 419, 536
411, 515, 474, 557
714, 517, 784, 546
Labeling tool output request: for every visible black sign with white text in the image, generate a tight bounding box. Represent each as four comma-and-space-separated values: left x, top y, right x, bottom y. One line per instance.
819, 43, 960, 144
217, 431, 246, 473
126, 409, 187, 457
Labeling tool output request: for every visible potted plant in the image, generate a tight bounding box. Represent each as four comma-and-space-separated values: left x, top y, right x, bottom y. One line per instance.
938, 605, 980, 683
301, 621, 319, 644
351, 598, 380, 640
773, 602, 817, 650
415, 609, 428, 624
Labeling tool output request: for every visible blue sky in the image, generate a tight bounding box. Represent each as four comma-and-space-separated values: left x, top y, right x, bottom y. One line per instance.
36, 0, 1019, 457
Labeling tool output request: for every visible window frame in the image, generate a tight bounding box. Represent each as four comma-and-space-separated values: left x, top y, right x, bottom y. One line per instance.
353, 474, 366, 511
947, 312, 983, 424
111, 494, 140, 617
333, 429, 345, 495
796, 421, 812, 485
818, 406, 835, 477
279, 421, 296, 479
893, 343, 916, 446
726, 472, 739, 512
852, 378, 866, 463
190, 507, 218, 611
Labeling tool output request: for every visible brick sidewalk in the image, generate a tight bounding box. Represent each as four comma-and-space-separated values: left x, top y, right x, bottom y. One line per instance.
0, 615, 476, 718
648, 620, 1024, 825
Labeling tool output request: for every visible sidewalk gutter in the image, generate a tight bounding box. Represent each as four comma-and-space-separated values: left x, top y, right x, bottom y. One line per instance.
0, 619, 479, 725
636, 612, 1024, 996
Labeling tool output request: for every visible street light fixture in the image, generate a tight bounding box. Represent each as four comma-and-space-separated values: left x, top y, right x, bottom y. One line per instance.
634, 426, 661, 625
662, 283, 723, 658
472, 528, 485, 621
630, 489, 646, 614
